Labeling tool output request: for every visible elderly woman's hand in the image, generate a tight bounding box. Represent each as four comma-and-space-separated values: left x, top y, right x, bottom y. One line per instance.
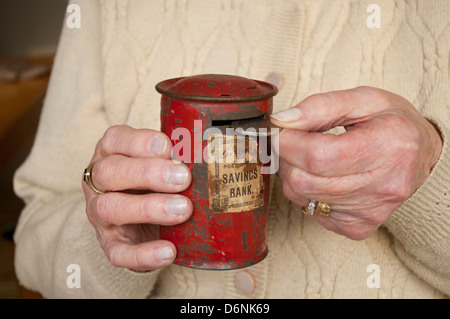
82, 125, 193, 271
272, 86, 443, 240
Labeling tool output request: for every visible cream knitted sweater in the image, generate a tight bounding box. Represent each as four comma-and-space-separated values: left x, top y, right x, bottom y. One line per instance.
13, 0, 450, 298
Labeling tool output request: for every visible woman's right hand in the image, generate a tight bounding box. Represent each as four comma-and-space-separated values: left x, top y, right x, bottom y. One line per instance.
82, 125, 193, 271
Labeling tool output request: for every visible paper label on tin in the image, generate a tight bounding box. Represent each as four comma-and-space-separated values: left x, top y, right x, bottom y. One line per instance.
207, 134, 264, 213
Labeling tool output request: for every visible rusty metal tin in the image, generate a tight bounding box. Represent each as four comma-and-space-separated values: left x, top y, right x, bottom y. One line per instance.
156, 74, 277, 270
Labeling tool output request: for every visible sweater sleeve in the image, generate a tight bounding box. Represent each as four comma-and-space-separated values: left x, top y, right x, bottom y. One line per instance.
13, 0, 160, 298
383, 117, 450, 296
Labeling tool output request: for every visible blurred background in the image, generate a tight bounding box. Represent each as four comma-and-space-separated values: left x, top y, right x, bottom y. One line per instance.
0, 0, 68, 298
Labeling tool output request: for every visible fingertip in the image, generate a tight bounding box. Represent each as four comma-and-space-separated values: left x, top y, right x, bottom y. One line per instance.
97, 126, 174, 159
148, 134, 173, 158
163, 163, 192, 188
155, 244, 176, 262
127, 241, 178, 271
270, 107, 303, 125
163, 195, 193, 224
142, 240, 177, 269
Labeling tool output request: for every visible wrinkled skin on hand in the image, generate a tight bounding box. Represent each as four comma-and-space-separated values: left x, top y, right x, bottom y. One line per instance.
82, 125, 193, 271
272, 86, 443, 240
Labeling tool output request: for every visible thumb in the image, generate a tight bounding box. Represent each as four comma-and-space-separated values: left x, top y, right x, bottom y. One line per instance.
270, 86, 394, 132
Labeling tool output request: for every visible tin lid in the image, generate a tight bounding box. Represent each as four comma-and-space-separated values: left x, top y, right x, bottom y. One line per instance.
155, 74, 278, 102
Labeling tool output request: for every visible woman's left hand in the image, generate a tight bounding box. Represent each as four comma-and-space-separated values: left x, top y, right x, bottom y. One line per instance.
272, 86, 443, 240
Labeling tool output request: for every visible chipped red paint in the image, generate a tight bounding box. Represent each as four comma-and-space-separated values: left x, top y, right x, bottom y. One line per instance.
156, 74, 277, 270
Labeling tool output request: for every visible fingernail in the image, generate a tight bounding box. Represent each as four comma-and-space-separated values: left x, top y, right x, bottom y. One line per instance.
156, 246, 174, 261
271, 107, 302, 122
165, 197, 187, 216
164, 165, 189, 185
149, 136, 168, 156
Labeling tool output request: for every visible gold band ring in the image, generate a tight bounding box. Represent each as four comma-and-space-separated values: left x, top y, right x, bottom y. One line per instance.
301, 200, 331, 216
83, 161, 104, 195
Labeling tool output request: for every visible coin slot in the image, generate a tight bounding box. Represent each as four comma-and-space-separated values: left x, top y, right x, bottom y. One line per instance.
211, 115, 265, 128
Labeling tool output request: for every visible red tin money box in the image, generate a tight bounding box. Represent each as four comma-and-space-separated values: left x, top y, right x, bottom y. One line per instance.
156, 74, 278, 269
